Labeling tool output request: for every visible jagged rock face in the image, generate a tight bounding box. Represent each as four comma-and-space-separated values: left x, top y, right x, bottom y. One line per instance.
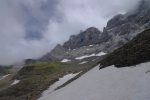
102, 22, 142, 52
61, 0, 150, 53
107, 0, 150, 30
63, 27, 102, 49
40, 0, 150, 61
101, 0, 150, 52
135, 0, 150, 27
106, 14, 125, 30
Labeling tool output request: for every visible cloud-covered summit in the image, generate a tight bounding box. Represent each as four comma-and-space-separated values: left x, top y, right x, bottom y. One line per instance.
0, 0, 141, 65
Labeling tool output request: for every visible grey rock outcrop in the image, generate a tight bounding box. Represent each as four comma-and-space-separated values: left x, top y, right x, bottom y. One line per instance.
63, 27, 102, 49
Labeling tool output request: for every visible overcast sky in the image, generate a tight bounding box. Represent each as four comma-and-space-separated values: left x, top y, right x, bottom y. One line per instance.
0, 0, 141, 65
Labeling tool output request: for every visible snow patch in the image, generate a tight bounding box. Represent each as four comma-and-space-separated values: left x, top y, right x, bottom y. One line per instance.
11, 80, 20, 85
0, 74, 10, 80
38, 62, 150, 100
75, 52, 106, 60
75, 54, 95, 60
79, 61, 88, 64
39, 72, 81, 100
89, 45, 93, 47
95, 52, 106, 56
61, 59, 71, 63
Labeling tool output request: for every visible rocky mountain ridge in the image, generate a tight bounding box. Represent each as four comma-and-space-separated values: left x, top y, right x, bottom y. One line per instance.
63, 27, 102, 49
100, 28, 150, 68
41, 0, 150, 61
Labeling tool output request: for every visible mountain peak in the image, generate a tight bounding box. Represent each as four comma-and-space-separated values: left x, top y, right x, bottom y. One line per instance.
85, 27, 101, 33
63, 27, 102, 49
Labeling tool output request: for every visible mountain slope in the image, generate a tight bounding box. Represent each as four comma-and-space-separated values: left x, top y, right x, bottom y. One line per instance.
100, 28, 150, 68
39, 28, 150, 100
39, 62, 150, 100
41, 27, 105, 60
40, 44, 67, 60
1, 1, 150, 100
38, 28, 150, 100
0, 58, 100, 100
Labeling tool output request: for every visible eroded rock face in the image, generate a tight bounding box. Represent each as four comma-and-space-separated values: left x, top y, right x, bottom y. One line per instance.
100, 0, 150, 52
63, 27, 102, 50
106, 14, 125, 30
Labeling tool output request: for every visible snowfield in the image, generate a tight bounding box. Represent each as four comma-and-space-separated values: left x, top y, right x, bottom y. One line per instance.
38, 62, 150, 100
39, 72, 80, 100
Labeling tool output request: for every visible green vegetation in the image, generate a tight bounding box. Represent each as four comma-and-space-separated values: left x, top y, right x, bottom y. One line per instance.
100, 28, 150, 68
0, 66, 11, 75
0, 60, 97, 100
0, 62, 63, 100
15, 62, 61, 79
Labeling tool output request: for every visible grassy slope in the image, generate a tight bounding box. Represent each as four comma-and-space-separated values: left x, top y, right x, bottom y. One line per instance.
0, 60, 98, 100
100, 28, 150, 68
0, 66, 11, 76
0, 66, 13, 91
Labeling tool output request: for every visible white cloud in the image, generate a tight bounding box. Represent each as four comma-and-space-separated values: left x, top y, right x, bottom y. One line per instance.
0, 0, 55, 65
0, 0, 141, 65
46, 0, 141, 43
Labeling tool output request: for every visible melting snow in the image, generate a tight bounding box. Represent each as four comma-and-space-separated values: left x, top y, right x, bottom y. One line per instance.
61, 59, 71, 63
38, 62, 150, 100
39, 72, 80, 100
75, 52, 106, 60
0, 74, 10, 80
95, 52, 106, 56
11, 80, 20, 85
75, 54, 95, 60
79, 61, 88, 64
